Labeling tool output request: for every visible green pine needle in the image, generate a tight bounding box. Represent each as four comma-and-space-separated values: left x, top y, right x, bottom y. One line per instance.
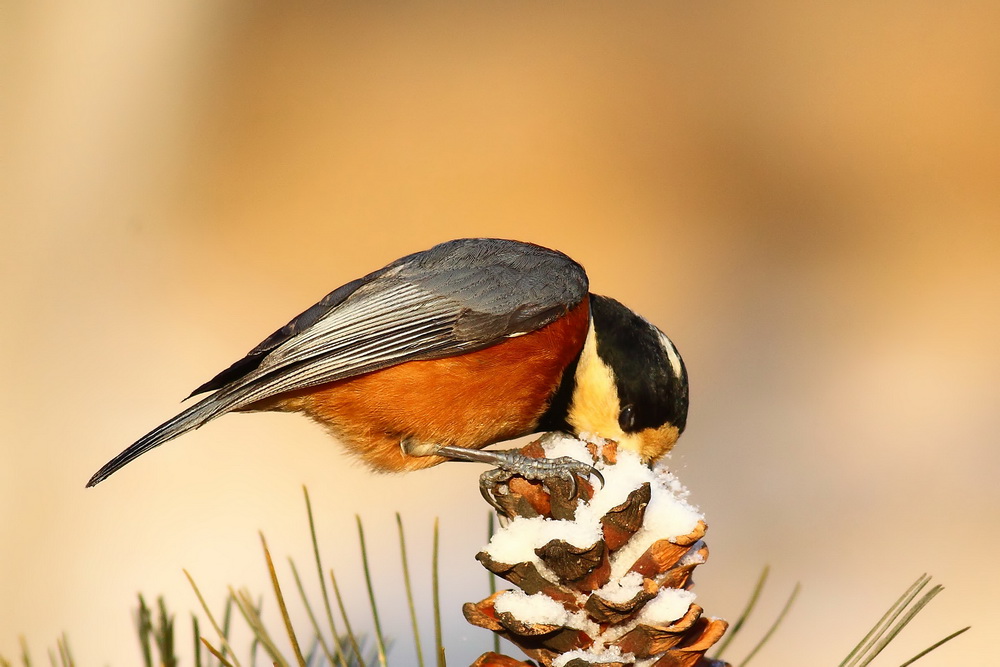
842, 574, 931, 667
199, 637, 235, 667
303, 486, 350, 667
288, 557, 339, 667
433, 518, 446, 667
55, 634, 73, 667
220, 594, 235, 661
156, 597, 177, 667
19, 636, 32, 667
898, 626, 971, 666
356, 516, 388, 667
396, 513, 425, 667
713, 565, 770, 660
259, 532, 307, 667
191, 615, 201, 667
839, 574, 969, 667
330, 567, 366, 667
739, 581, 800, 666
230, 586, 286, 666
856, 584, 943, 667
183, 570, 243, 667
136, 594, 153, 667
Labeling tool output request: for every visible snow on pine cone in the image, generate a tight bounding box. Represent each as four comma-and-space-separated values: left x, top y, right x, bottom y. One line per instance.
464, 434, 730, 667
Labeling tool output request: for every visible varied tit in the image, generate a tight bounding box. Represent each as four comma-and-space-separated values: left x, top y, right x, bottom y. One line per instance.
87, 238, 688, 488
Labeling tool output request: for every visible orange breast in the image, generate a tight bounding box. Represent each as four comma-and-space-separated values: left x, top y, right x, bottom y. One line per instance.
265, 299, 591, 472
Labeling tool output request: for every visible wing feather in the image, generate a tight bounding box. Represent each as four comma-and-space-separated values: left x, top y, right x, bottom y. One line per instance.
87, 238, 588, 486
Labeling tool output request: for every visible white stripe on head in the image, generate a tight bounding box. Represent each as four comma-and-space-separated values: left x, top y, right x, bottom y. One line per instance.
657, 330, 684, 379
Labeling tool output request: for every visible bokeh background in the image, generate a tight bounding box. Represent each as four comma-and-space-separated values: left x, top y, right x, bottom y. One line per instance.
3, 2, 998, 664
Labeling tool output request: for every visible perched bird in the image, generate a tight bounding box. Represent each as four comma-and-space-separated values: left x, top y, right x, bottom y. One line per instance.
87, 238, 688, 488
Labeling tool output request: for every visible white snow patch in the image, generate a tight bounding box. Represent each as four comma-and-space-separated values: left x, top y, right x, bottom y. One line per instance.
494, 590, 569, 626
484, 515, 603, 568
635, 588, 697, 626
552, 645, 634, 667
593, 571, 645, 604
493, 591, 598, 636
540, 432, 597, 464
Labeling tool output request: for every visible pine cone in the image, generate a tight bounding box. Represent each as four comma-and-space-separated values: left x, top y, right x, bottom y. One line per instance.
465, 435, 730, 667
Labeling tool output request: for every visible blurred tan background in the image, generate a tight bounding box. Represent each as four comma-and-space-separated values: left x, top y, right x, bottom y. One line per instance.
2, 2, 998, 664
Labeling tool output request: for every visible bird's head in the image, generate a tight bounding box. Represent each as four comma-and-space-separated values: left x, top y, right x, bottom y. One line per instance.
565, 294, 689, 462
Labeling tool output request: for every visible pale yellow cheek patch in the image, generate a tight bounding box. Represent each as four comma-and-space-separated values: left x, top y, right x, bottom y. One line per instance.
566, 326, 622, 440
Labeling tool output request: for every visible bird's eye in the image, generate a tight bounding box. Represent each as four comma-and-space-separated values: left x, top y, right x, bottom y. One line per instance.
618, 404, 637, 431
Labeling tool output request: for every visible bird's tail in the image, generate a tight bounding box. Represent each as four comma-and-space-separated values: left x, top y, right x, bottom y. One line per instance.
86, 390, 247, 487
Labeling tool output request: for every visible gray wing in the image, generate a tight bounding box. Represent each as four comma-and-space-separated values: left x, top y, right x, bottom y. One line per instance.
87, 238, 588, 486
203, 238, 588, 403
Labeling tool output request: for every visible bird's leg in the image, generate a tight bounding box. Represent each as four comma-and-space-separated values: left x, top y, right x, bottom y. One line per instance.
427, 443, 604, 516
398, 437, 441, 458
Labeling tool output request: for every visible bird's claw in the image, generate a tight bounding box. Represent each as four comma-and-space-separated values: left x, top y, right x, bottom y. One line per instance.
432, 444, 603, 516
477, 453, 604, 516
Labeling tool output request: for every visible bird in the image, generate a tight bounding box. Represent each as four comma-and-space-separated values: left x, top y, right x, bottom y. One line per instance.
86, 238, 688, 489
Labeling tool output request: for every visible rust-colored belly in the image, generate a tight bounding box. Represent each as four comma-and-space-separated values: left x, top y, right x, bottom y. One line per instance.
264, 299, 590, 472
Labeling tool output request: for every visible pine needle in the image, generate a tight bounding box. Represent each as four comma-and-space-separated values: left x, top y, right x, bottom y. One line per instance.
855, 584, 943, 667
55, 634, 73, 667
231, 586, 286, 666
137, 594, 153, 667
183, 570, 243, 667
433, 518, 446, 667
396, 513, 425, 667
836, 573, 969, 666
739, 582, 800, 666
156, 597, 177, 667
220, 594, 235, 658
355, 516, 388, 667
841, 574, 931, 667
303, 487, 350, 667
19, 635, 32, 667
713, 565, 770, 660
259, 532, 307, 667
199, 638, 236, 667
898, 626, 971, 666
191, 615, 201, 667
288, 556, 339, 667
248, 595, 263, 667
330, 568, 366, 667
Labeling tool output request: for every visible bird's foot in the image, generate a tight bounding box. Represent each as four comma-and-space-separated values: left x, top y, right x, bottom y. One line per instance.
434, 445, 604, 517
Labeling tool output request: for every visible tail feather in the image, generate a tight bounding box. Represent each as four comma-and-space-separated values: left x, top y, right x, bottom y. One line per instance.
86, 391, 242, 487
